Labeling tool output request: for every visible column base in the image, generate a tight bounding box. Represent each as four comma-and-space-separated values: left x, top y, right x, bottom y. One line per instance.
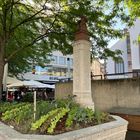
73, 92, 94, 111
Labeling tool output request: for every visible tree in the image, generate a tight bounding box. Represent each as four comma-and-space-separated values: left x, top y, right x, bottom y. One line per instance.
126, 0, 140, 18
0, 0, 130, 98
125, 0, 140, 45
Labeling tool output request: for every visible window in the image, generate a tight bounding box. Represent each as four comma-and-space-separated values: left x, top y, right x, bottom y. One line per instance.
59, 56, 66, 65
67, 58, 73, 66
35, 66, 47, 72
52, 55, 58, 64
115, 58, 124, 73
70, 58, 73, 66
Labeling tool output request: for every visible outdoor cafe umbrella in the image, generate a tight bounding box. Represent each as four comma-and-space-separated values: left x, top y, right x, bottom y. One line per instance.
7, 80, 55, 89
7, 77, 22, 85
7, 80, 55, 120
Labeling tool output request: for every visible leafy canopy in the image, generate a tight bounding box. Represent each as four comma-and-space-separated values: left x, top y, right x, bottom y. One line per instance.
0, 0, 130, 76
126, 0, 140, 18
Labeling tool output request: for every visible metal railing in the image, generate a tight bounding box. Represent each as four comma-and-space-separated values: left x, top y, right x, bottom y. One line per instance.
92, 71, 140, 80
58, 77, 72, 82
58, 72, 140, 82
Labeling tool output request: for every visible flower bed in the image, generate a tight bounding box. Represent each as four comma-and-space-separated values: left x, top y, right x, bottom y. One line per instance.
0, 115, 128, 140
0, 98, 114, 135
0, 97, 128, 140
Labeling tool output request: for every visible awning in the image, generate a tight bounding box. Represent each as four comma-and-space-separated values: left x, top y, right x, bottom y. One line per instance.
7, 80, 55, 89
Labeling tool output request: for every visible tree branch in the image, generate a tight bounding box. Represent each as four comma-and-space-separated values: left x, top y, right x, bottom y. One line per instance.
9, 0, 14, 32
7, 14, 58, 62
10, 8, 44, 32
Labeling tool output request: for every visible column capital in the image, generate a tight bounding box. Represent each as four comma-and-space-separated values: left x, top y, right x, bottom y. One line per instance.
75, 16, 89, 41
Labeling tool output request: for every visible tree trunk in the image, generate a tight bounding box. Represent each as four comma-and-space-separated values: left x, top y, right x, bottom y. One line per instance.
0, 38, 5, 100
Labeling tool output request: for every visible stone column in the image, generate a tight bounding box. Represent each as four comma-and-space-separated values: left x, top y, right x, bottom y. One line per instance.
73, 16, 94, 110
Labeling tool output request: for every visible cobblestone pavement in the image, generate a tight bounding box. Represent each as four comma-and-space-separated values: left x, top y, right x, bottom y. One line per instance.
126, 131, 140, 140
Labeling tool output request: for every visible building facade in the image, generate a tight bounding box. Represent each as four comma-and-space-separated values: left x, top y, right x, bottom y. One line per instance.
22, 51, 73, 83
91, 59, 104, 79
106, 18, 140, 79
35, 51, 73, 77
22, 51, 104, 83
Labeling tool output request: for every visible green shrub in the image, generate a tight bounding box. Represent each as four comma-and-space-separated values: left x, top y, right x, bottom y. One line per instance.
94, 110, 110, 124
66, 107, 94, 128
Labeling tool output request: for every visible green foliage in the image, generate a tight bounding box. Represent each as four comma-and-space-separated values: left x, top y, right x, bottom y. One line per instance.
0, 102, 27, 113
66, 107, 94, 128
14, 104, 33, 124
0, 99, 112, 135
47, 108, 69, 134
22, 92, 33, 102
35, 96, 78, 120
36, 101, 55, 119
31, 107, 69, 134
52, 95, 79, 109
2, 104, 32, 124
94, 110, 110, 124
65, 107, 78, 128
126, 0, 140, 18
31, 108, 60, 131
0, 0, 131, 77
138, 35, 140, 43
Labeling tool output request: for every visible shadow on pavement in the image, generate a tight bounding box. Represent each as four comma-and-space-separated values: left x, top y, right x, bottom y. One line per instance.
126, 131, 140, 140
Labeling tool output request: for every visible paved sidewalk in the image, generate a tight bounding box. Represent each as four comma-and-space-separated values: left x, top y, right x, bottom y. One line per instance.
126, 131, 140, 140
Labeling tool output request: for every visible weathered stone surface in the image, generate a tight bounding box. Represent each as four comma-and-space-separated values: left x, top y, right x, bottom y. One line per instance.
73, 40, 94, 110
73, 16, 94, 110
55, 79, 140, 111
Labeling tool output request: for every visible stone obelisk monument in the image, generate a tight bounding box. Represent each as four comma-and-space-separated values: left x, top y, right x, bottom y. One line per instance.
73, 16, 94, 110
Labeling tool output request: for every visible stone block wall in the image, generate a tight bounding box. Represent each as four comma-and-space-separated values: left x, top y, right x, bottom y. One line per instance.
55, 79, 140, 111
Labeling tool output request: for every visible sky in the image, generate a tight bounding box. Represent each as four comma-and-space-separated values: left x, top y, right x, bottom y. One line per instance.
107, 19, 127, 48
106, 0, 130, 48
108, 38, 119, 48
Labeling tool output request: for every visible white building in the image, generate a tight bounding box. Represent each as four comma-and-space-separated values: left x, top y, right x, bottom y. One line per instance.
36, 51, 73, 77
22, 51, 73, 84
106, 18, 140, 79
22, 50, 104, 83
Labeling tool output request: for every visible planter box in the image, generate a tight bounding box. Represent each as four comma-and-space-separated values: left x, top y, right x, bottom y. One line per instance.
0, 115, 128, 140
109, 107, 140, 132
